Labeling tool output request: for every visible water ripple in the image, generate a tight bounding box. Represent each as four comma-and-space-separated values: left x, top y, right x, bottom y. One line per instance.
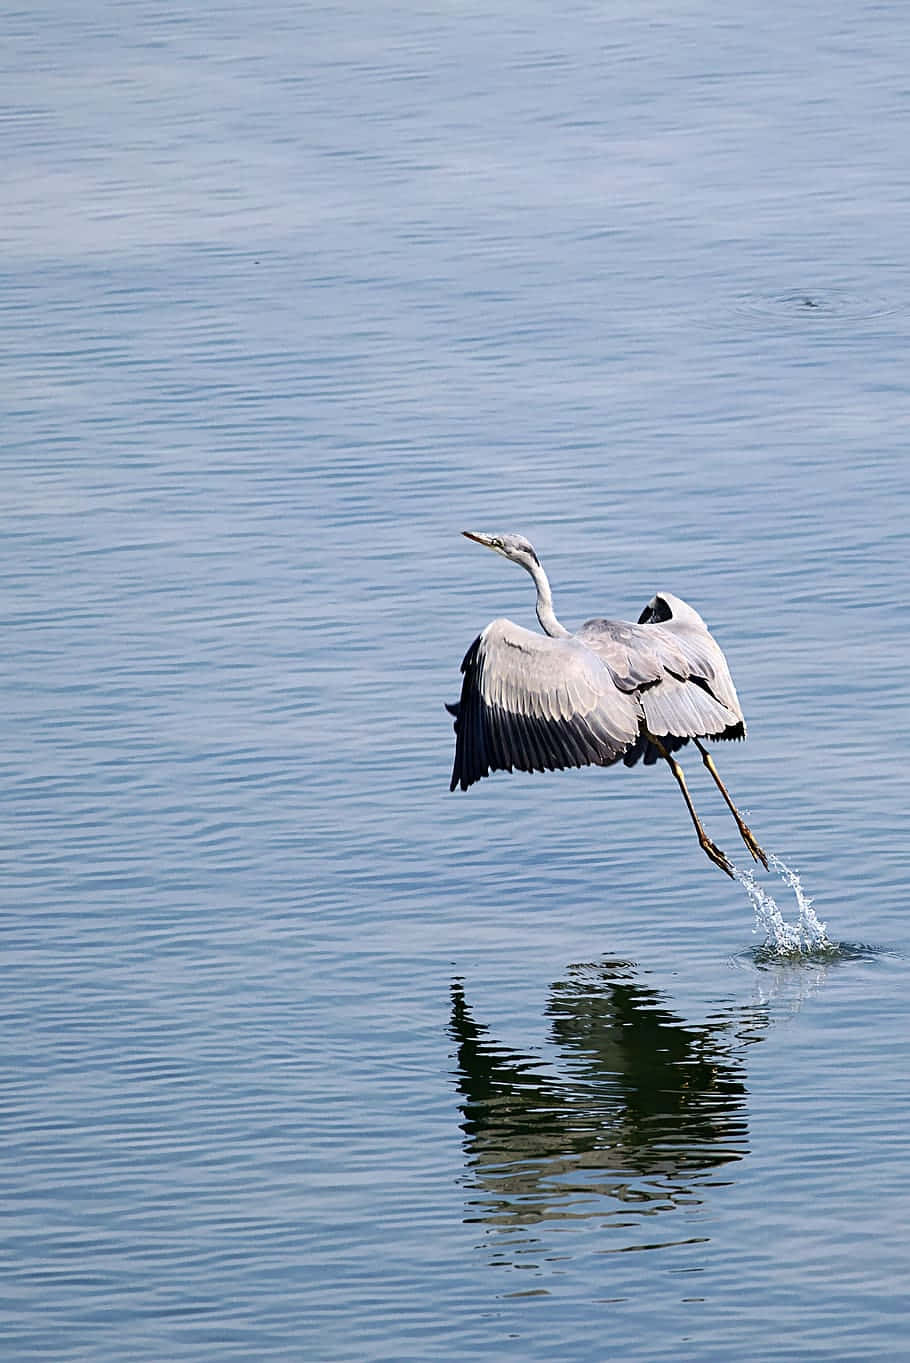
732, 285, 905, 325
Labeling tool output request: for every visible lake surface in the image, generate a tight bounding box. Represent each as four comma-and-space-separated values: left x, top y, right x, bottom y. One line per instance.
3, 1, 910, 1358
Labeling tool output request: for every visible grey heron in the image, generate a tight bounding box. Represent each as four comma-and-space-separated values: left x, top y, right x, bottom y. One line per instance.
446, 531, 766, 878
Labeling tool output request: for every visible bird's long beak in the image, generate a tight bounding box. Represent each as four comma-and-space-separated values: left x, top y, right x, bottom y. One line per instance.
462, 530, 494, 549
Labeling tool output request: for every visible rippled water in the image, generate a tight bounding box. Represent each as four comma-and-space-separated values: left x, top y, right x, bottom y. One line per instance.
3, 2, 910, 1359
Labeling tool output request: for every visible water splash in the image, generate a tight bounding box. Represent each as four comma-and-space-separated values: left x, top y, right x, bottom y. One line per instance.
734, 853, 828, 955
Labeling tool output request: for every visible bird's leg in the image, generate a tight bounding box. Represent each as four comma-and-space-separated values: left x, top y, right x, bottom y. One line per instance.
649, 734, 734, 878
692, 739, 768, 870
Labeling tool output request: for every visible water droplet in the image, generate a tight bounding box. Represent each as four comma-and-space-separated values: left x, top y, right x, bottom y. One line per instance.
733, 853, 828, 955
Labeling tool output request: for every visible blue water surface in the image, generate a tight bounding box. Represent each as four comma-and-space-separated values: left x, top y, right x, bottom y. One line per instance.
2, 2, 910, 1359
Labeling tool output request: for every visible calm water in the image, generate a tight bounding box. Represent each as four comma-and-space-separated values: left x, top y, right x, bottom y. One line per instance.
3, 2, 910, 1359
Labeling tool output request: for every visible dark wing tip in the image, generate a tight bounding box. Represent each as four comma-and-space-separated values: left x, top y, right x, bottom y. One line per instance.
713, 719, 745, 742
637, 593, 673, 625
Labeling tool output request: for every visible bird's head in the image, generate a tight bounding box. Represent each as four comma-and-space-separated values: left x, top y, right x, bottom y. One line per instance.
462, 530, 541, 572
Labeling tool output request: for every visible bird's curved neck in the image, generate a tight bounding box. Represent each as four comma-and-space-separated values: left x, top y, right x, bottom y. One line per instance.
529, 559, 569, 637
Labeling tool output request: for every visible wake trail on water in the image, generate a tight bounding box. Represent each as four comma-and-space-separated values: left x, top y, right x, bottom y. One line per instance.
733, 852, 829, 954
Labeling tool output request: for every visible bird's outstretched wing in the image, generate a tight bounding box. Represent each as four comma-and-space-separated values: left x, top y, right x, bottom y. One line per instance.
577, 594, 744, 766
447, 618, 643, 792
636, 592, 744, 736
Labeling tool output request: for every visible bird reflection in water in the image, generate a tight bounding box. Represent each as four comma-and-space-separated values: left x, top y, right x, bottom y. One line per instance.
449, 961, 768, 1254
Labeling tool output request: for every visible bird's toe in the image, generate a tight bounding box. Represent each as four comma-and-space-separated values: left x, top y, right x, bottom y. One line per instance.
701, 836, 735, 879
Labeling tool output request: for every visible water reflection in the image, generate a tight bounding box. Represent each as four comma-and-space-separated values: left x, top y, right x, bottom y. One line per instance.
741, 939, 886, 1011
450, 961, 769, 1252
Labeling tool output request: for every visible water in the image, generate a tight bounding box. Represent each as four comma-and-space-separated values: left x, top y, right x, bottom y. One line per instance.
3, 1, 910, 1359
735, 853, 828, 953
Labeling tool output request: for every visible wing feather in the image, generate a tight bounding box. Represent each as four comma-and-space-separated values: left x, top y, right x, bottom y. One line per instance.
636, 592, 745, 736
576, 596, 746, 766
638, 674, 736, 740
448, 618, 642, 792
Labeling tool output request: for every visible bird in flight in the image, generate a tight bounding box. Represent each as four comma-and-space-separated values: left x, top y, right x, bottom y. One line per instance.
447, 531, 767, 878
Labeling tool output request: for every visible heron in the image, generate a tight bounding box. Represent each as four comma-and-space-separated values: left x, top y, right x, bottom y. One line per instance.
446, 531, 767, 878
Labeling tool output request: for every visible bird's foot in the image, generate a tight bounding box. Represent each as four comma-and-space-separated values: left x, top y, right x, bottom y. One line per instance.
737, 821, 769, 870
700, 835, 735, 879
